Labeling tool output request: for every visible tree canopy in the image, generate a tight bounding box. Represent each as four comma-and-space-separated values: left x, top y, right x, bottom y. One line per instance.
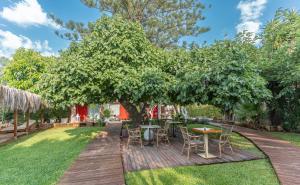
40, 16, 172, 124
260, 9, 300, 129
2, 48, 54, 92
52, 0, 209, 48
170, 34, 271, 118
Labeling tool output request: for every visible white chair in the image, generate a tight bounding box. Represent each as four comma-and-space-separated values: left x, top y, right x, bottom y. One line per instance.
218, 125, 234, 157
180, 127, 205, 159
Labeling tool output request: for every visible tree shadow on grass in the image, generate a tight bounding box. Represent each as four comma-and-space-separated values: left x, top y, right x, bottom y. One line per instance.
0, 127, 101, 185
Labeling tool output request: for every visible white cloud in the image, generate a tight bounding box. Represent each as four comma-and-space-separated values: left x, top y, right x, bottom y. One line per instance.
0, 29, 57, 58
0, 0, 60, 29
236, 0, 267, 36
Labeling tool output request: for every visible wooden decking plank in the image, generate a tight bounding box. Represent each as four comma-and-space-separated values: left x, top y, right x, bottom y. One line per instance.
122, 136, 263, 172
58, 123, 125, 185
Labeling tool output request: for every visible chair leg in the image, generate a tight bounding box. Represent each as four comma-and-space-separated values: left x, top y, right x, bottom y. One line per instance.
166, 136, 170, 145
219, 143, 222, 157
229, 144, 233, 153
187, 145, 190, 159
140, 137, 143, 148
127, 138, 131, 149
157, 135, 159, 147
182, 143, 185, 154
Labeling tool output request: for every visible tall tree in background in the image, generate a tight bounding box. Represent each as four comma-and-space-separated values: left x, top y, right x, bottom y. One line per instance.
52, 0, 209, 48
0, 57, 9, 78
260, 9, 300, 129
2, 48, 54, 92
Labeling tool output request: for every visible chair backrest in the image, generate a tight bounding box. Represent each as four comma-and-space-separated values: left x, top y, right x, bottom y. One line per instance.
127, 126, 141, 138
164, 122, 170, 131
220, 125, 234, 141
222, 125, 234, 135
180, 127, 190, 143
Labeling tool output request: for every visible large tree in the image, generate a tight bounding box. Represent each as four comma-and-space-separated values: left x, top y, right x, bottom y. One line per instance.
52, 0, 209, 48
260, 9, 300, 129
40, 16, 172, 125
2, 48, 54, 92
172, 33, 271, 120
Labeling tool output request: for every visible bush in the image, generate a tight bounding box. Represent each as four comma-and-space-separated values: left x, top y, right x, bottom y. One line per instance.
103, 109, 111, 118
186, 104, 222, 119
234, 103, 267, 128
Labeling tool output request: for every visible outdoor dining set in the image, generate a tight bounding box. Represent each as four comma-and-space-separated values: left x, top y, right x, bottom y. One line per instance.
124, 119, 234, 159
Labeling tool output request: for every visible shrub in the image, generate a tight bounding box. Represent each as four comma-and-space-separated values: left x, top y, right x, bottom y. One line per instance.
103, 109, 111, 118
186, 104, 222, 119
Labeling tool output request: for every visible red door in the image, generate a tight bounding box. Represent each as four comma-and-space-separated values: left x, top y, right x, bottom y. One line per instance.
76, 105, 88, 121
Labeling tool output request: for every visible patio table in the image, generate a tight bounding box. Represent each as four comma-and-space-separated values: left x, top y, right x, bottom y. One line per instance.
192, 127, 222, 159
167, 120, 182, 137
140, 125, 161, 146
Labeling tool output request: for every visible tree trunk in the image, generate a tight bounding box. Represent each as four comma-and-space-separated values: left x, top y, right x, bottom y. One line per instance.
67, 107, 72, 123
25, 110, 30, 134
13, 110, 18, 139
121, 101, 145, 127
224, 110, 234, 121
40, 108, 44, 128
269, 108, 282, 126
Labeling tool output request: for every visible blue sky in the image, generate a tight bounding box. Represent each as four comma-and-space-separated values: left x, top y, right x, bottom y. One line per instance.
0, 0, 299, 58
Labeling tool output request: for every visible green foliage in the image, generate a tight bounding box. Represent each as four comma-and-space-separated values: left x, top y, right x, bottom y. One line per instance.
172, 34, 271, 116
126, 160, 278, 185
0, 127, 101, 185
235, 103, 267, 126
103, 109, 111, 118
40, 16, 171, 111
260, 9, 300, 129
186, 104, 222, 119
2, 48, 54, 92
53, 0, 209, 48
0, 56, 9, 77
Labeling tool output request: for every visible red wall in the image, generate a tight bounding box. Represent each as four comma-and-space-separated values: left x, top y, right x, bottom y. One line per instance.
119, 104, 129, 120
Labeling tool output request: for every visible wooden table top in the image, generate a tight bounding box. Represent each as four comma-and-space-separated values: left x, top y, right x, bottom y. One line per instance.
192, 128, 222, 134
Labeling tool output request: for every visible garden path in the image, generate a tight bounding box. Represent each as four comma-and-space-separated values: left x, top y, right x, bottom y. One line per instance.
58, 123, 125, 185
212, 122, 300, 185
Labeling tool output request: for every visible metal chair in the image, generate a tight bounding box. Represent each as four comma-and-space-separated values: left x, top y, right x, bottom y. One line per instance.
179, 127, 204, 159
218, 125, 234, 157
156, 122, 170, 146
126, 125, 143, 149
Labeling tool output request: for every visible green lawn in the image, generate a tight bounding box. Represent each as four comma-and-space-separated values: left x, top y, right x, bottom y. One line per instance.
270, 132, 300, 147
126, 159, 279, 185
0, 127, 101, 185
187, 123, 265, 157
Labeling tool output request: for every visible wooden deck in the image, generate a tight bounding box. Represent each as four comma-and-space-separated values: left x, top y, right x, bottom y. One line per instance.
122, 137, 262, 172
58, 123, 125, 185
225, 124, 300, 185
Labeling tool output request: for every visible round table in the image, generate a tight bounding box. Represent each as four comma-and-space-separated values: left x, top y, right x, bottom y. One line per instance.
140, 125, 161, 146
192, 127, 222, 159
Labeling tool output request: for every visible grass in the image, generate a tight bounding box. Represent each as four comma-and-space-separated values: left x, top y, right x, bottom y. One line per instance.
269, 132, 300, 147
187, 123, 265, 157
0, 127, 101, 185
126, 159, 279, 185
